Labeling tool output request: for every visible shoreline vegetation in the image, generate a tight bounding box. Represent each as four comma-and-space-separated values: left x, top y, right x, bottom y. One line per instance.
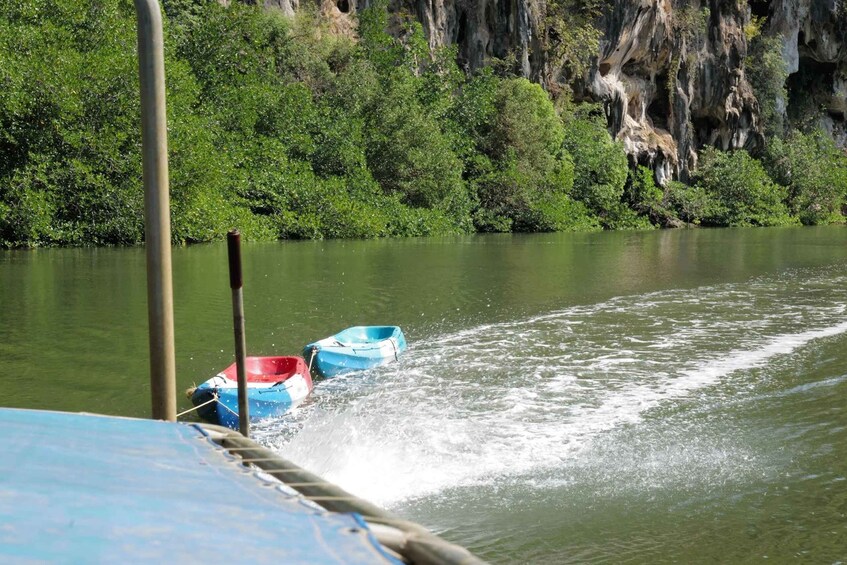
1, 0, 846, 248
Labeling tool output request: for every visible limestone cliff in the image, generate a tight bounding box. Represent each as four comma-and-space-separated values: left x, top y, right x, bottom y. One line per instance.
590, 0, 763, 183
769, 0, 847, 145
297, 0, 847, 182
585, 0, 845, 182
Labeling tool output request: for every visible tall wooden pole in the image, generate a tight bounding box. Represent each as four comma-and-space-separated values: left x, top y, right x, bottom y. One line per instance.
135, 0, 176, 421
227, 230, 250, 438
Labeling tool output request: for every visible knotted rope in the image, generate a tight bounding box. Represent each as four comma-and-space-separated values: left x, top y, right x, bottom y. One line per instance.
176, 392, 218, 418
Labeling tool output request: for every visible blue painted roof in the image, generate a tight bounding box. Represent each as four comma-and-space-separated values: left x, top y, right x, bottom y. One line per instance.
0, 408, 400, 564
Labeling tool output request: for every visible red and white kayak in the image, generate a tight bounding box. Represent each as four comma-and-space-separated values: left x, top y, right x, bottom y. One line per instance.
190, 356, 313, 429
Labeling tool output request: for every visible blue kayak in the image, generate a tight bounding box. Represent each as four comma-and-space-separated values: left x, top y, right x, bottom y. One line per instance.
303, 326, 407, 378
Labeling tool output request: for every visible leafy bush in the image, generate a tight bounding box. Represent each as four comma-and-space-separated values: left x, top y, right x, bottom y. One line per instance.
472, 154, 589, 232
0, 161, 57, 246
666, 181, 712, 225
524, 191, 600, 232
363, 78, 467, 212
484, 78, 565, 177
0, 0, 144, 245
455, 75, 584, 231
604, 203, 656, 230
384, 196, 467, 237
764, 129, 847, 225
692, 147, 796, 227
625, 165, 684, 227
562, 105, 629, 225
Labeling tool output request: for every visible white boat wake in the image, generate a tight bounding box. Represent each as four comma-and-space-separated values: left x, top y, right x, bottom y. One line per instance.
255, 270, 847, 507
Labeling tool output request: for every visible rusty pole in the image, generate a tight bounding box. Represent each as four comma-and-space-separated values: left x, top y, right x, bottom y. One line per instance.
227, 230, 250, 437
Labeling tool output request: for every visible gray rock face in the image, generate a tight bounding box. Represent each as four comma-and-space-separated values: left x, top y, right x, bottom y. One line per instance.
395, 0, 846, 181
267, 0, 299, 16
396, 0, 546, 80
240, 0, 300, 16
770, 0, 847, 146
282, 0, 845, 180
589, 1, 763, 182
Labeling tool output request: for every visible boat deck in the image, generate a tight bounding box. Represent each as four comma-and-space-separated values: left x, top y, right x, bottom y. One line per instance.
0, 408, 399, 563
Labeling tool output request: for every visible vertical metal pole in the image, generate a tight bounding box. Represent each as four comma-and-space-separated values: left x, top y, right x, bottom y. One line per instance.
135, 0, 176, 421
227, 230, 250, 437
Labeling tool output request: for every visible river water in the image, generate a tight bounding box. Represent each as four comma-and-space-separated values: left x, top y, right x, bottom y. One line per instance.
3, 227, 847, 562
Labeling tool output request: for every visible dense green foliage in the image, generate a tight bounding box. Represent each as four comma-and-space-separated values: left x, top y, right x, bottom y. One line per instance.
0, 0, 844, 247
626, 166, 675, 227
0, 1, 144, 245
455, 73, 594, 232
763, 130, 847, 225
562, 105, 642, 229
691, 148, 796, 227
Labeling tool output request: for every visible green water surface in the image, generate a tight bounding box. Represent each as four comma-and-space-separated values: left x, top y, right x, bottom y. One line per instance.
3, 226, 846, 562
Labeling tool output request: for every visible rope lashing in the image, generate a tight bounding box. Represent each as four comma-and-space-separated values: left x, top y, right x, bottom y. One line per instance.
216, 398, 240, 418
389, 338, 398, 361
308, 346, 317, 372
176, 390, 238, 420
176, 392, 218, 418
